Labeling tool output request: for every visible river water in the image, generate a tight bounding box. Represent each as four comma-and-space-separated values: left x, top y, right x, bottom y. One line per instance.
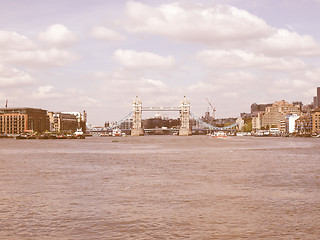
0, 136, 320, 239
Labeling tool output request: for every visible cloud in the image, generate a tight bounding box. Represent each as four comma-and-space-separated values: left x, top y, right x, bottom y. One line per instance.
30, 85, 99, 111
270, 76, 316, 99
91, 26, 126, 43
113, 49, 175, 70
103, 69, 169, 94
0, 64, 35, 87
305, 68, 320, 81
0, 29, 79, 67
260, 29, 320, 56
38, 24, 77, 47
32, 85, 62, 99
124, 1, 273, 43
187, 81, 223, 93
2, 48, 79, 67
197, 49, 307, 71
123, 1, 320, 57
96, 68, 176, 102
0, 30, 35, 50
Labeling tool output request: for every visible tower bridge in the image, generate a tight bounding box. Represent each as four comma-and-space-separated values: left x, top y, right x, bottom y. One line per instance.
107, 96, 238, 136
131, 96, 191, 136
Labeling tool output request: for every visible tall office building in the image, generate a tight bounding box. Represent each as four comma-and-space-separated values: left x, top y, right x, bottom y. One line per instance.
314, 96, 318, 109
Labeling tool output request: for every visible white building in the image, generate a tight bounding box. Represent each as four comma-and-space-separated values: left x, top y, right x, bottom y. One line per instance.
286, 114, 300, 134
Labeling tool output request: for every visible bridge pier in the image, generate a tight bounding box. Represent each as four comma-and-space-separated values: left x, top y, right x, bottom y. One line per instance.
179, 96, 191, 136
131, 96, 144, 136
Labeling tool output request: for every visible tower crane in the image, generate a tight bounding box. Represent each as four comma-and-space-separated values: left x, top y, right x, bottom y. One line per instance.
205, 97, 216, 119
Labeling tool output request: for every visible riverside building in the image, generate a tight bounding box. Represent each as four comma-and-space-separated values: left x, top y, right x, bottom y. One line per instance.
0, 108, 49, 134
295, 115, 313, 135
295, 108, 320, 135
312, 107, 320, 134
252, 100, 301, 132
47, 111, 87, 133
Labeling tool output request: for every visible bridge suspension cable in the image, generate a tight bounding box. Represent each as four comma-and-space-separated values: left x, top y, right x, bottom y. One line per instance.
189, 112, 238, 130
109, 111, 133, 129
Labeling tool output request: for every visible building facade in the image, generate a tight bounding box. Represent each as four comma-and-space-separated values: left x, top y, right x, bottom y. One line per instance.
295, 108, 320, 135
312, 107, 320, 134
285, 114, 300, 134
251, 103, 272, 114
295, 114, 312, 135
252, 100, 301, 132
120, 118, 133, 129
260, 100, 301, 129
62, 111, 87, 132
252, 112, 261, 131
48, 111, 87, 133
0, 108, 49, 134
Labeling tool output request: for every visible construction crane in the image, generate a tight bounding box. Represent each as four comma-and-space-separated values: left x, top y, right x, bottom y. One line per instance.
205, 97, 216, 119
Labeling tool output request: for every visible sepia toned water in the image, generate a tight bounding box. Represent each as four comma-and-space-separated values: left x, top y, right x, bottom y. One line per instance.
0, 135, 320, 239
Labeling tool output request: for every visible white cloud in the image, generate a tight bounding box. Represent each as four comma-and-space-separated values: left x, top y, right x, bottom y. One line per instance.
113, 49, 175, 70
124, 1, 273, 43
0, 64, 35, 87
305, 68, 320, 81
96, 69, 175, 106
104, 71, 169, 95
0, 29, 79, 67
32, 85, 62, 99
271, 77, 315, 97
38, 24, 77, 47
30, 85, 99, 111
2, 48, 79, 67
91, 26, 126, 42
0, 30, 35, 50
197, 49, 307, 71
260, 29, 320, 56
187, 81, 223, 93
123, 1, 320, 57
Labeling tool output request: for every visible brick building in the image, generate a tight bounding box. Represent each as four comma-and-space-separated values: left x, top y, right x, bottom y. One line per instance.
0, 108, 49, 134
47, 111, 87, 133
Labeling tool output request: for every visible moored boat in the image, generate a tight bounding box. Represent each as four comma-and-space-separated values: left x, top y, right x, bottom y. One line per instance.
112, 128, 122, 137
208, 131, 227, 139
74, 129, 85, 139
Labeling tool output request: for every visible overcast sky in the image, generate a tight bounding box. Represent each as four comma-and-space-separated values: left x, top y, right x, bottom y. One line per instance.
1, 0, 320, 125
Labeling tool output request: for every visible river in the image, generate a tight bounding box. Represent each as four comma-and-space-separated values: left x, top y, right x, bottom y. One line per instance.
0, 136, 319, 239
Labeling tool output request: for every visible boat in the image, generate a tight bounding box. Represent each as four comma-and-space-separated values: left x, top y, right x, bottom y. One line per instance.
112, 128, 122, 137
74, 129, 85, 139
209, 131, 227, 139
16, 133, 36, 139
57, 134, 67, 139
0, 134, 13, 138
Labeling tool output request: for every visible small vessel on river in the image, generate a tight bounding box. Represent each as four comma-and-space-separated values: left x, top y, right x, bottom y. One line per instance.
207, 131, 227, 139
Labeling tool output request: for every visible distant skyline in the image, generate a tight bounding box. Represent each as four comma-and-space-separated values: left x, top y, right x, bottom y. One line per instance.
1, 0, 320, 125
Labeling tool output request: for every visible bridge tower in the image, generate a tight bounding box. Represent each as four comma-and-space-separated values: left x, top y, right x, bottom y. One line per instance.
179, 96, 191, 136
131, 96, 144, 136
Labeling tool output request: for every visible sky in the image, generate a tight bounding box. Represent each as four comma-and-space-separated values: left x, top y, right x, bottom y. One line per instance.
1, 0, 320, 125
